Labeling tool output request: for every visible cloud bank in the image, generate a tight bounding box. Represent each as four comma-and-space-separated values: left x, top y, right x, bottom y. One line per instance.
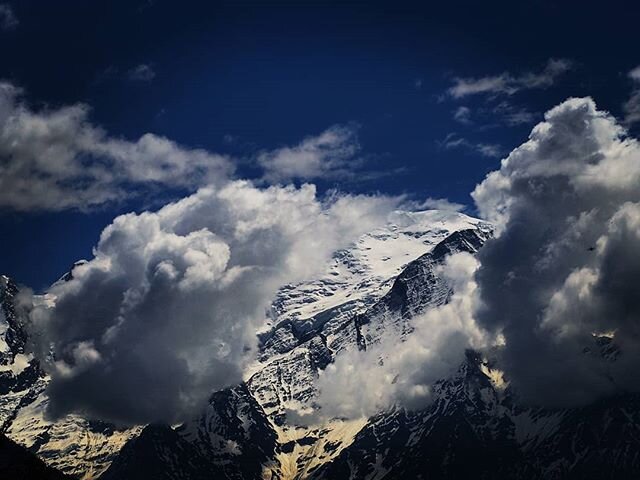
0, 83, 233, 211
29, 181, 400, 425
0, 83, 371, 212
473, 97, 640, 407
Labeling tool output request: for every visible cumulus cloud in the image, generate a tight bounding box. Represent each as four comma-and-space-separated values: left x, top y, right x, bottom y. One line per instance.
127, 64, 156, 82
258, 124, 361, 183
0, 4, 17, 30
28, 181, 401, 425
448, 58, 573, 99
0, 82, 233, 211
473, 97, 640, 407
624, 65, 640, 125
312, 252, 489, 420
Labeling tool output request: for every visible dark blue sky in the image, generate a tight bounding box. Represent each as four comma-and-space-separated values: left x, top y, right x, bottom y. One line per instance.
1, 0, 639, 290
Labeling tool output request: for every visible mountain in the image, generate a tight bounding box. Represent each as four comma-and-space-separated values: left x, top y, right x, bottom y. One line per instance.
308, 352, 640, 480
0, 275, 142, 479
0, 432, 70, 480
2, 209, 640, 479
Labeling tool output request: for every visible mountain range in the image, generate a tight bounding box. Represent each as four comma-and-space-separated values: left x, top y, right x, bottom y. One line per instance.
1, 210, 639, 479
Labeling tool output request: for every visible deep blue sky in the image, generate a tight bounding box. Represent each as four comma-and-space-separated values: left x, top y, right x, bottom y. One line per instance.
1, 0, 640, 290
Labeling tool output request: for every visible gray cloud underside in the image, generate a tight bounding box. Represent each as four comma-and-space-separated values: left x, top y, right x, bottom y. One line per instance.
474, 97, 640, 407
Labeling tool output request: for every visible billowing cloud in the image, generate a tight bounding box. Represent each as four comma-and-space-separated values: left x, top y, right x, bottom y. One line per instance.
28, 181, 401, 425
0, 82, 233, 211
312, 252, 489, 420
0, 4, 17, 30
473, 97, 640, 407
448, 58, 573, 99
258, 125, 361, 183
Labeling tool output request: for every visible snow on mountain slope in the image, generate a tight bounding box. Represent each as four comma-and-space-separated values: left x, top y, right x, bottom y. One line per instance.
3, 207, 640, 480
244, 211, 491, 478
87, 209, 491, 480
251, 210, 487, 388
260, 210, 485, 351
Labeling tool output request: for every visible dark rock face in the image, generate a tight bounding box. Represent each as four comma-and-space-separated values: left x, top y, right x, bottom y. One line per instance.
99, 424, 216, 480
0, 276, 42, 397
310, 351, 640, 480
0, 433, 69, 480
100, 384, 278, 480
0, 277, 27, 356
0, 275, 46, 433
177, 384, 279, 479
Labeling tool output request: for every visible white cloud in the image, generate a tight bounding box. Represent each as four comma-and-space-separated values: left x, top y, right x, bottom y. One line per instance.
0, 4, 17, 30
0, 82, 233, 211
127, 64, 156, 82
448, 58, 572, 99
28, 181, 402, 424
472, 97, 640, 407
258, 125, 361, 183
